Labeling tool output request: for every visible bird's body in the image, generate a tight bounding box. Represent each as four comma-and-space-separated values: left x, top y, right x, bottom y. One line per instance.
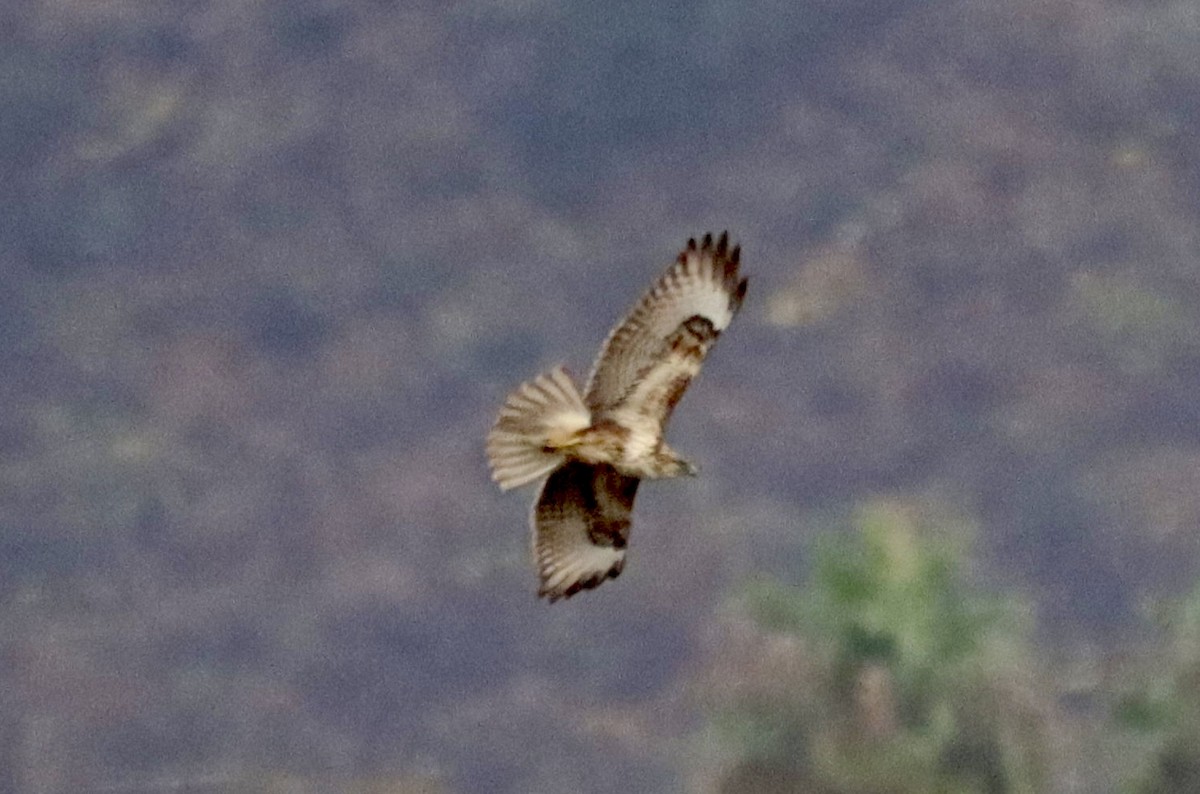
486, 233, 747, 601
551, 418, 692, 478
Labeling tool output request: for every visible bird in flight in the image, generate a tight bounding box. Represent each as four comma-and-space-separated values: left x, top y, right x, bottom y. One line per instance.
486, 233, 748, 601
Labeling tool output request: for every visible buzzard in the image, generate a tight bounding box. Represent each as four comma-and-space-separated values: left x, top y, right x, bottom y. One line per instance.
486, 232, 747, 601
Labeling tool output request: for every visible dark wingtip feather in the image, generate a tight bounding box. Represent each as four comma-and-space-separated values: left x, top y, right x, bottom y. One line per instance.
687, 237, 697, 251
732, 277, 748, 312
721, 245, 740, 282
717, 231, 729, 256
701, 232, 713, 250
539, 570, 618, 603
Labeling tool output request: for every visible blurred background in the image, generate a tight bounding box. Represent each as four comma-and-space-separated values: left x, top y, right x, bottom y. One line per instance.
4, 1, 1200, 792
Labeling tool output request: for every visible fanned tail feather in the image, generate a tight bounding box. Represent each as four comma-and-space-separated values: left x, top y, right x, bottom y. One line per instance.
486, 367, 591, 490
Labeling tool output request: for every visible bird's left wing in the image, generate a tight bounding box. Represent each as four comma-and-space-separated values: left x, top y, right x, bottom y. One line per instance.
591, 233, 747, 433
532, 462, 640, 602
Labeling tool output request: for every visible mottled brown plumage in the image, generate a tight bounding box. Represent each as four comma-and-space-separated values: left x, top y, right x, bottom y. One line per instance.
486, 233, 747, 601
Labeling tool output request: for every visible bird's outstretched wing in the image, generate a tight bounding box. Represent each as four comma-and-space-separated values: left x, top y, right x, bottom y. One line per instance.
532, 462, 640, 602
584, 232, 747, 431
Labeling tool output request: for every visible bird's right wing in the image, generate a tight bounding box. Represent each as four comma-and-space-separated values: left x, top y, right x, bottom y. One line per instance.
531, 462, 640, 602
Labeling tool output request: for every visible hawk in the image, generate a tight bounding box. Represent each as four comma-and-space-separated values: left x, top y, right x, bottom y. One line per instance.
486, 232, 748, 601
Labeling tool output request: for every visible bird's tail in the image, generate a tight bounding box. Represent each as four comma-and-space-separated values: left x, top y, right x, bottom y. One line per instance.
487, 367, 592, 490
